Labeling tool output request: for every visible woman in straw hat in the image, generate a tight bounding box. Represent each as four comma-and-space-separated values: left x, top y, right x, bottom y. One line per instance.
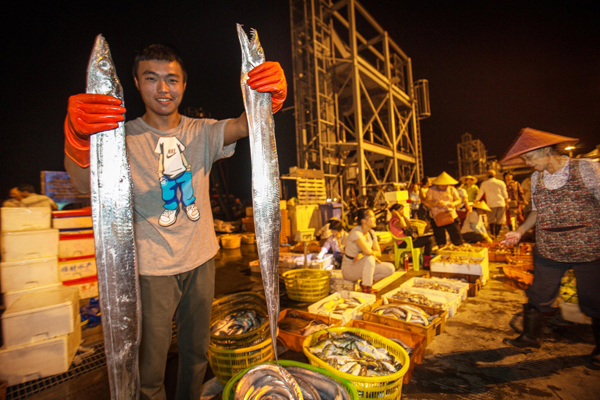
423, 172, 464, 247
461, 200, 493, 243
463, 175, 479, 203
500, 127, 600, 369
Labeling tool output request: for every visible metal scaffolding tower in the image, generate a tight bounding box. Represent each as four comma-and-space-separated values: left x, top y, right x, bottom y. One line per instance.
457, 132, 487, 177
289, 0, 429, 203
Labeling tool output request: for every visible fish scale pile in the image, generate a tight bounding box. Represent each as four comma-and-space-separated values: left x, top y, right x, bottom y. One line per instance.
387, 290, 443, 308
211, 310, 265, 336
307, 330, 403, 377
235, 364, 350, 400
371, 302, 438, 326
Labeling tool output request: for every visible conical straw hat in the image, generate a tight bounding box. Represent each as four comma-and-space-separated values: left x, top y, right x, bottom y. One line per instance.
472, 200, 491, 212
432, 171, 458, 185
500, 127, 578, 165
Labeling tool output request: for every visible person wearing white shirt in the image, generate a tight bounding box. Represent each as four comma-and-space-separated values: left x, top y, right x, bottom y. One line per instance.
475, 170, 508, 238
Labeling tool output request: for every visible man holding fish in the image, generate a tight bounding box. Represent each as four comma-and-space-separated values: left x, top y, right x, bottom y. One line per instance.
63, 42, 287, 399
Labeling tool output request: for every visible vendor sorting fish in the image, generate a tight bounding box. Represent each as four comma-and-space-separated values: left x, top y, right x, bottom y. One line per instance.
306, 330, 404, 377
235, 364, 351, 400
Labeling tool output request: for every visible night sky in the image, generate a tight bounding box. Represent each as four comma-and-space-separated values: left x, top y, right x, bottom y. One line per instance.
3, 1, 599, 202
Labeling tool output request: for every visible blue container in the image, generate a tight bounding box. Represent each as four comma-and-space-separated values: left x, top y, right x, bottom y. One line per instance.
319, 203, 342, 225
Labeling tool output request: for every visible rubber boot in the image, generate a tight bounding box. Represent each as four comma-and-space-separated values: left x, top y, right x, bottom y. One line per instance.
503, 304, 545, 351
586, 317, 600, 370
423, 255, 432, 269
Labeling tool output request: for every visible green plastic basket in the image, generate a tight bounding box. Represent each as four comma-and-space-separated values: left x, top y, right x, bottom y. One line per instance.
283, 269, 331, 302
210, 292, 271, 349
303, 327, 410, 400
223, 360, 359, 400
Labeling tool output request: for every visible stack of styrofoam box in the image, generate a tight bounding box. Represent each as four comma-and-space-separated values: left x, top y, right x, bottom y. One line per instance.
0, 207, 81, 386
53, 208, 98, 299
383, 190, 410, 218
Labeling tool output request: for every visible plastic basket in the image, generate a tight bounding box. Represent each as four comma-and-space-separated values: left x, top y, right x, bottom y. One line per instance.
210, 292, 271, 349
208, 332, 277, 386
303, 327, 409, 400
409, 219, 428, 236
277, 309, 342, 352
283, 269, 331, 303
346, 319, 425, 385
223, 360, 359, 400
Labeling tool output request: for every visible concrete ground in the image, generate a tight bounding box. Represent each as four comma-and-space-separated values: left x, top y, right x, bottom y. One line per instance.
8, 241, 600, 400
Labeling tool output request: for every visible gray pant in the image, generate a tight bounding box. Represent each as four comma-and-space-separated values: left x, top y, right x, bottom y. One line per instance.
341, 255, 395, 286
139, 259, 215, 400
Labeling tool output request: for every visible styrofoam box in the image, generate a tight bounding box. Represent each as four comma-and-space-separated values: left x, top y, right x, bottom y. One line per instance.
401, 277, 470, 302
383, 190, 409, 203
0, 257, 59, 293
308, 291, 376, 325
437, 246, 489, 259
2, 282, 63, 309
1, 207, 52, 232
430, 255, 489, 284
62, 275, 99, 299
558, 300, 592, 325
58, 256, 97, 281
59, 232, 95, 258
0, 320, 81, 386
52, 208, 93, 230
1, 286, 79, 348
383, 286, 461, 317
329, 270, 357, 293
0, 228, 59, 262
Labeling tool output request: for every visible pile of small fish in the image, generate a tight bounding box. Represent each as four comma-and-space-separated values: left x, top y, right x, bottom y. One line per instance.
235, 363, 350, 400
387, 290, 443, 308
211, 310, 266, 336
370, 303, 437, 326
412, 281, 459, 294
437, 255, 479, 264
441, 244, 483, 253
317, 296, 366, 314
307, 330, 403, 377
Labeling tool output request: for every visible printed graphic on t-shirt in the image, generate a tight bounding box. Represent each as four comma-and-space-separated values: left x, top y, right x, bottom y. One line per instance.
155, 137, 199, 227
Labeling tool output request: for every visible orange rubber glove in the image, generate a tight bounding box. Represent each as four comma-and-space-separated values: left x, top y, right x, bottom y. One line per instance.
64, 94, 126, 167
247, 61, 287, 114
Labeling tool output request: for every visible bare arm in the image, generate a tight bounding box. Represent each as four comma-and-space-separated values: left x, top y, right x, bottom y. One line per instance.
223, 111, 249, 146
502, 210, 537, 246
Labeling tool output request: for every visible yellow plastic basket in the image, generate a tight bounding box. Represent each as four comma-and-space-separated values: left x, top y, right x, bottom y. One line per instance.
208, 330, 277, 386
303, 327, 410, 400
210, 292, 271, 349
283, 269, 331, 303
222, 360, 359, 400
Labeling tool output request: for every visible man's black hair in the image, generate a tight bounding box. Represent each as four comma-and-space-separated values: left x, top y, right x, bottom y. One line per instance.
132, 44, 187, 83
329, 219, 343, 232
17, 183, 35, 193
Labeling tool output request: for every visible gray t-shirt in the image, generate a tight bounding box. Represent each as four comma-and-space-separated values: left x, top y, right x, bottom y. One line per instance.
126, 116, 234, 275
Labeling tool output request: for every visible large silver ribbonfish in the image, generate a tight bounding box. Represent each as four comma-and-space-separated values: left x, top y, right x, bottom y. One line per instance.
87, 34, 140, 399
237, 24, 282, 361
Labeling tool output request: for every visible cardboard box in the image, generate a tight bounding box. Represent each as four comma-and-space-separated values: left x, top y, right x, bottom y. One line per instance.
0, 228, 59, 262
0, 257, 59, 293
1, 207, 52, 232
58, 256, 97, 281
1, 286, 79, 348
